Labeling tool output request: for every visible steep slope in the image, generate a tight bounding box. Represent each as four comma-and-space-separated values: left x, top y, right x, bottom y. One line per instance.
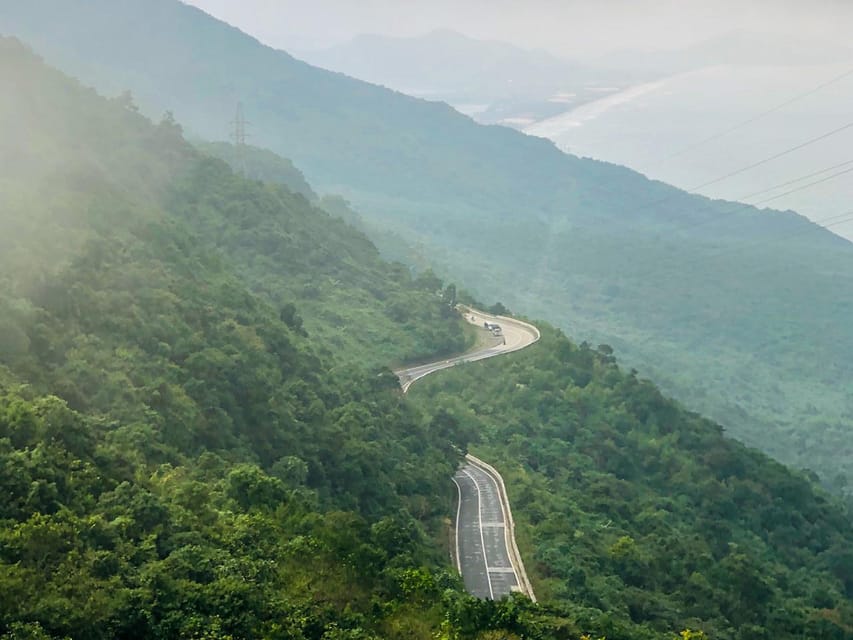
0, 40, 505, 639
0, 37, 469, 370
4, 0, 853, 495
0, 33, 473, 519
412, 328, 853, 639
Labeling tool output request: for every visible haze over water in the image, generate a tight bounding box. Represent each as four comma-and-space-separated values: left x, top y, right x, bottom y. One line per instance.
526, 61, 853, 241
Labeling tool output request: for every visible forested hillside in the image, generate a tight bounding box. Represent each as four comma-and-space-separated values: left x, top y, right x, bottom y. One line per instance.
413, 328, 853, 639
4, 0, 853, 496
0, 38, 467, 371
0, 39, 521, 639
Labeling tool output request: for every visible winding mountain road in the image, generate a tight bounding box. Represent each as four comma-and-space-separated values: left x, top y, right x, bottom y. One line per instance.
394, 308, 539, 601
396, 308, 540, 392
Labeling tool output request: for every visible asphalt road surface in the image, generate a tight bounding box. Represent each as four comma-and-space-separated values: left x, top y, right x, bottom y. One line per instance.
453, 462, 521, 599
393, 307, 539, 600
394, 308, 540, 392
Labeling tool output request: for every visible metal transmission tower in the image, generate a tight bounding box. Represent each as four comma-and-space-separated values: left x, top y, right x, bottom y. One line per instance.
229, 102, 250, 175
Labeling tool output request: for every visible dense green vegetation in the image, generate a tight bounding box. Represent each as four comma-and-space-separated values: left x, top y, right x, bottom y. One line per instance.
163, 155, 471, 369
4, 0, 852, 495
0, 40, 525, 639
413, 328, 853, 639
194, 140, 317, 201
0, 38, 468, 371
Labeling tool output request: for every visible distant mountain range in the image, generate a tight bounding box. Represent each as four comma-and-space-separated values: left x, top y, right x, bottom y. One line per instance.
300, 28, 637, 126
303, 28, 853, 130
596, 29, 853, 75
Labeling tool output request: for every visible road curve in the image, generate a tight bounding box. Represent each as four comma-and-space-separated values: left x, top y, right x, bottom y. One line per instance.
394, 307, 540, 392
394, 307, 539, 601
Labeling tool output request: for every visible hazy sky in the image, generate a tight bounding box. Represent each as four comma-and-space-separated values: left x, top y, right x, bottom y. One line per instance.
182, 0, 853, 58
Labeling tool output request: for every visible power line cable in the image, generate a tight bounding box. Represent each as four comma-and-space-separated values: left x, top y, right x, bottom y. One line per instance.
687, 120, 853, 192
606, 120, 853, 233
736, 158, 853, 202
622, 157, 853, 241
750, 166, 853, 207
656, 66, 853, 164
